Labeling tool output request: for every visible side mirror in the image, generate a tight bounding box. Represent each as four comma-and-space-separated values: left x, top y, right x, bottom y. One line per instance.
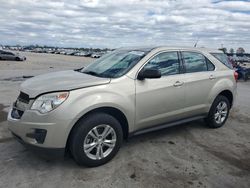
138, 68, 161, 80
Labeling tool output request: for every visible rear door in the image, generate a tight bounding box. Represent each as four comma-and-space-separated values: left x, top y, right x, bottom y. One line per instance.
180, 51, 216, 116
135, 51, 186, 130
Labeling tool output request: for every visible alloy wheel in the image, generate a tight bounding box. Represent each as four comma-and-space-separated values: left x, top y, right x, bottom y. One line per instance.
214, 101, 228, 124
83, 124, 117, 160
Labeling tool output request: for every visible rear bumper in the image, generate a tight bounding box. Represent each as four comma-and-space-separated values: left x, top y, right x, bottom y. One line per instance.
11, 131, 65, 159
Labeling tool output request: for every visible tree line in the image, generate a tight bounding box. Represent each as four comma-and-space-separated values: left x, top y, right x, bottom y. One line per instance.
218, 47, 246, 54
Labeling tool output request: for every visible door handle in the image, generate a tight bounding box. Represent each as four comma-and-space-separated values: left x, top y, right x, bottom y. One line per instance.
173, 81, 184, 87
209, 75, 216, 80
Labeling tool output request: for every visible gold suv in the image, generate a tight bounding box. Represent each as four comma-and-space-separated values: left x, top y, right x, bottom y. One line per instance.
8, 47, 237, 166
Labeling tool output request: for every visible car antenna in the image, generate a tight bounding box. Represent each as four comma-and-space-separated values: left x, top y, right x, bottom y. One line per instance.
194, 38, 199, 47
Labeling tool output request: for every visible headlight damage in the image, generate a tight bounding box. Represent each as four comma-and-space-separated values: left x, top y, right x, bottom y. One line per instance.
31, 92, 69, 113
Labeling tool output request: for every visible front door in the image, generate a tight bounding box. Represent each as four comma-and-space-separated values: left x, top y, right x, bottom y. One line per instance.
135, 51, 186, 131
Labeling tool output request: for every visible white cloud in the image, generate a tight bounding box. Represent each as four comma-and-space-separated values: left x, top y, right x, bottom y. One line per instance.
0, 0, 249, 51
215, 0, 250, 11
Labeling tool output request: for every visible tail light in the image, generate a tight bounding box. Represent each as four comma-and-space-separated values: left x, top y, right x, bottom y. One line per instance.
234, 71, 238, 82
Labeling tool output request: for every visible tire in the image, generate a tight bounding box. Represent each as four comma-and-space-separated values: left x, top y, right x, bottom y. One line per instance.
15, 57, 20, 61
205, 95, 230, 128
70, 113, 123, 167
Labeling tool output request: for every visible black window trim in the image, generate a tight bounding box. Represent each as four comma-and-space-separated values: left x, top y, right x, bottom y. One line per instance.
180, 51, 215, 73
177, 51, 185, 74
137, 50, 182, 78
179, 51, 186, 73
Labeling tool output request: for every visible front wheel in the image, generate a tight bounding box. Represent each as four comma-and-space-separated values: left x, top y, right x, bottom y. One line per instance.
70, 113, 123, 167
205, 95, 230, 128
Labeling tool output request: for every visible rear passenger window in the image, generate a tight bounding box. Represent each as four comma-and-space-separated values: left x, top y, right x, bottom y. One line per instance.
144, 52, 180, 76
182, 52, 216, 73
182, 52, 207, 73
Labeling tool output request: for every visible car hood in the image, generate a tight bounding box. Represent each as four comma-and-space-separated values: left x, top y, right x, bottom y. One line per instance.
20, 70, 111, 98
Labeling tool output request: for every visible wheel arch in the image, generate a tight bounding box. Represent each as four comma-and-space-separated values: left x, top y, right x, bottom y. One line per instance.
208, 76, 236, 110
66, 106, 129, 151
218, 90, 233, 108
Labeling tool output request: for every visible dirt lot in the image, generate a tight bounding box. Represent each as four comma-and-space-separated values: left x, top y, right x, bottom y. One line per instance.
0, 52, 250, 188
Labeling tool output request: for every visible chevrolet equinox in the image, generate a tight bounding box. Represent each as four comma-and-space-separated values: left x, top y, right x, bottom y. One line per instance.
8, 47, 237, 166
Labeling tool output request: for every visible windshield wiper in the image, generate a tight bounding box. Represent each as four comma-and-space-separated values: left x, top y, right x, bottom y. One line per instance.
74, 67, 84, 72
83, 71, 100, 77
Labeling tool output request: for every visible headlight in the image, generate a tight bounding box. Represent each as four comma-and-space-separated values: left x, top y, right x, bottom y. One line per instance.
31, 92, 69, 114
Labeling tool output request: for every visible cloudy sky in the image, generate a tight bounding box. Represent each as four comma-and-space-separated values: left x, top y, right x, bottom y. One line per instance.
0, 0, 250, 51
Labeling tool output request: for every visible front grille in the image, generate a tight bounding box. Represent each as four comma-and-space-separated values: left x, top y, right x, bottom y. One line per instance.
18, 92, 29, 104
11, 91, 30, 119
11, 108, 24, 119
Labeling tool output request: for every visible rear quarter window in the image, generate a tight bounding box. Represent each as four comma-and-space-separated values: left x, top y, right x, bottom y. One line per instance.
211, 53, 233, 69
207, 59, 215, 71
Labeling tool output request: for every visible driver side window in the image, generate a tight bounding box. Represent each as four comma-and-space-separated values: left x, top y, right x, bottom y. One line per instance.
144, 51, 180, 76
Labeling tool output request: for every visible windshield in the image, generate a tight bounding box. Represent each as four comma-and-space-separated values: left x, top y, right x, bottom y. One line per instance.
81, 50, 148, 78
211, 53, 233, 69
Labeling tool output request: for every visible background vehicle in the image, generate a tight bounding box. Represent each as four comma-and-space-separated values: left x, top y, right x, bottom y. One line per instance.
235, 63, 250, 81
91, 53, 101, 58
0, 50, 26, 61
225, 53, 250, 81
8, 47, 237, 167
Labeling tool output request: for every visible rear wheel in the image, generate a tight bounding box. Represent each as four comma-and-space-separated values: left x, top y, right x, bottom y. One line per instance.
205, 95, 230, 128
15, 57, 20, 61
70, 113, 123, 167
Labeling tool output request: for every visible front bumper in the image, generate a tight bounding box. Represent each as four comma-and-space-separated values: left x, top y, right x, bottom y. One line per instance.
7, 106, 72, 152
11, 131, 65, 159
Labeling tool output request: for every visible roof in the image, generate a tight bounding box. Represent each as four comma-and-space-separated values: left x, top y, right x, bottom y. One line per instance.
116, 46, 155, 52
117, 46, 223, 53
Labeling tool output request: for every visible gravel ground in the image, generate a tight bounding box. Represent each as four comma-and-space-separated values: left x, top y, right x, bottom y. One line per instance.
0, 52, 249, 188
